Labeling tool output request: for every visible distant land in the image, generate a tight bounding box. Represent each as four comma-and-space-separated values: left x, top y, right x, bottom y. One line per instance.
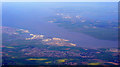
47, 6, 118, 41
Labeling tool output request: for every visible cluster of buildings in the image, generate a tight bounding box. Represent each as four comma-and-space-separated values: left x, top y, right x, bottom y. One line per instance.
26, 34, 44, 40
2, 26, 18, 35
2, 27, 31, 35
42, 38, 69, 42
21, 47, 94, 58
17, 29, 30, 33
25, 31, 76, 46
107, 48, 118, 52
56, 13, 64, 15
42, 37, 76, 46
63, 16, 72, 19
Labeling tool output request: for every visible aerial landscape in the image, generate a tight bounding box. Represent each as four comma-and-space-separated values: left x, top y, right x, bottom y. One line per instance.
1, 2, 119, 66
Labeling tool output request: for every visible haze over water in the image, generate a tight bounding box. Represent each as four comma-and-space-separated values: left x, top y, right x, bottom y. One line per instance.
2, 2, 118, 48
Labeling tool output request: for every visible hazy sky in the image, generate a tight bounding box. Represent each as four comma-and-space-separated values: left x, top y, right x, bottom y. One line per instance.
1, 0, 120, 2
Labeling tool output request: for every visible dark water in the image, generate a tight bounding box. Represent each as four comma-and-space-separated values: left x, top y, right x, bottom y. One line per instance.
2, 2, 118, 48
